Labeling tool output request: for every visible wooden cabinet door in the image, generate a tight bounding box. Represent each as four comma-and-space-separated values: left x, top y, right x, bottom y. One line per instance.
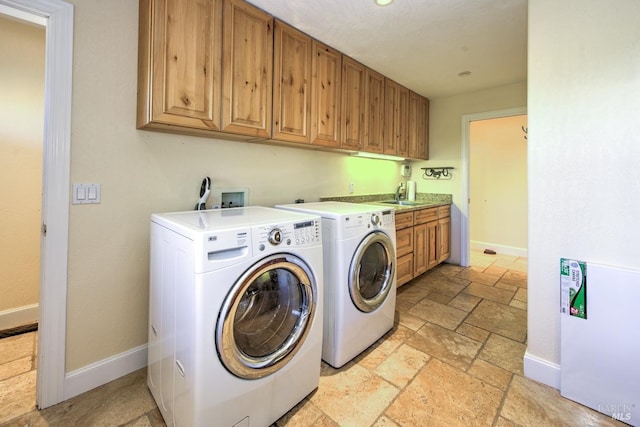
272, 20, 311, 143
363, 68, 384, 153
413, 223, 428, 277
138, 0, 223, 131
221, 0, 273, 138
340, 56, 366, 150
439, 216, 451, 263
396, 227, 414, 258
395, 211, 414, 230
311, 40, 341, 147
409, 91, 429, 160
384, 79, 409, 156
426, 220, 439, 270
397, 86, 409, 156
396, 254, 414, 287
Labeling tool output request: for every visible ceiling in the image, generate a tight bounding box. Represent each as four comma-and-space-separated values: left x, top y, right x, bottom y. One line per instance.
247, 0, 528, 100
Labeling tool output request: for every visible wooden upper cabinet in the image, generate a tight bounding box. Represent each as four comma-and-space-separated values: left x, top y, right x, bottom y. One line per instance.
363, 68, 385, 154
341, 56, 366, 150
272, 20, 312, 143
137, 0, 430, 156
311, 40, 341, 148
221, 0, 273, 138
137, 0, 223, 131
384, 79, 409, 157
409, 91, 429, 160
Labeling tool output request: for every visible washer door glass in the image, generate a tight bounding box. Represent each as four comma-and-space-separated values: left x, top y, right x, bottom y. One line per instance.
216, 254, 317, 379
349, 231, 396, 313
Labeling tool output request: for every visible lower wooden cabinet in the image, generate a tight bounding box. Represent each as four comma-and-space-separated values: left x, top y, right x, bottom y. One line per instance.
413, 223, 427, 277
395, 205, 451, 287
426, 220, 440, 270
395, 217, 415, 287
396, 253, 414, 288
438, 210, 451, 262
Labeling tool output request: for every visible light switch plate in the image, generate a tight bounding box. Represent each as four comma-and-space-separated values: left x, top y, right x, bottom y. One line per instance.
73, 183, 101, 204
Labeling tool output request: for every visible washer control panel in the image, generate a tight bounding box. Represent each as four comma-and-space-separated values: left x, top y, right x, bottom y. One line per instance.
255, 219, 321, 251
344, 210, 395, 230
379, 209, 395, 227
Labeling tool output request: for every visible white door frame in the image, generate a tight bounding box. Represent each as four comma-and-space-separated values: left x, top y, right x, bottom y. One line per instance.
460, 106, 527, 268
0, 0, 73, 409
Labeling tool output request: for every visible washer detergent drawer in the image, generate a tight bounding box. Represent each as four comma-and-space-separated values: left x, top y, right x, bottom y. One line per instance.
194, 228, 251, 274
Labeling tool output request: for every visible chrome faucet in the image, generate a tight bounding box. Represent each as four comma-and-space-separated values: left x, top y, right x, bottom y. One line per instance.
395, 182, 404, 201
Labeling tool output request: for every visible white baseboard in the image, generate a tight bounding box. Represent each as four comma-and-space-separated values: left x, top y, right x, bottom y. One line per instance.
0, 304, 39, 330
471, 240, 527, 258
64, 344, 148, 401
523, 350, 561, 389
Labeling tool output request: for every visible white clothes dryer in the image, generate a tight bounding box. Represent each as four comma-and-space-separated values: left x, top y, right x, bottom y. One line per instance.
276, 201, 396, 368
148, 206, 323, 427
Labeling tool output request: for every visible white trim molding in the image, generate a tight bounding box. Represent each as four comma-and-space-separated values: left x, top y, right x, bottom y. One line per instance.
0, 0, 74, 409
0, 304, 39, 330
470, 240, 528, 258
524, 350, 561, 390
64, 344, 148, 401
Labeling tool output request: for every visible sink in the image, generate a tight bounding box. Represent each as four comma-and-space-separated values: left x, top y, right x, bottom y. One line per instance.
380, 200, 423, 206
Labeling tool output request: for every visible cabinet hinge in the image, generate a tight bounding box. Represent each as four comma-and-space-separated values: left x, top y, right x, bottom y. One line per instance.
42, 223, 47, 236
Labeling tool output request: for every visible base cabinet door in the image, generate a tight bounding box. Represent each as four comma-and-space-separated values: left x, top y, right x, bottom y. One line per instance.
396, 226, 414, 287
221, 0, 273, 137
396, 254, 414, 287
426, 220, 439, 270
439, 216, 451, 263
413, 223, 427, 277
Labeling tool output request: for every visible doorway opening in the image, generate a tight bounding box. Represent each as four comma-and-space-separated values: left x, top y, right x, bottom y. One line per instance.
0, 0, 73, 409
460, 107, 527, 267
0, 13, 45, 420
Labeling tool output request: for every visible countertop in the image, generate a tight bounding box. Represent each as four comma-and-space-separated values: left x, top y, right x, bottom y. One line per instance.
319, 192, 452, 213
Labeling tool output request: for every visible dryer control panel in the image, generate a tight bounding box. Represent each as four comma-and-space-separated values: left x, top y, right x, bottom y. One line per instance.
254, 219, 321, 252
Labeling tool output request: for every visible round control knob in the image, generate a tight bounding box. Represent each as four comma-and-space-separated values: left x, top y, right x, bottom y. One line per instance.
268, 228, 283, 245
371, 213, 380, 226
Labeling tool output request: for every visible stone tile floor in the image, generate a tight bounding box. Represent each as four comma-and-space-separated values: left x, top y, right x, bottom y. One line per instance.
0, 252, 625, 426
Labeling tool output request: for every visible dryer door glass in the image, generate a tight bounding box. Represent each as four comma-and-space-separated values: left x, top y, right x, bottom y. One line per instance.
349, 231, 396, 313
216, 254, 317, 379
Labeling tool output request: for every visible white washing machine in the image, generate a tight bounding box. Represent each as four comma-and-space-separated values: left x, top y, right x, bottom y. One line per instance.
148, 206, 323, 427
276, 201, 396, 368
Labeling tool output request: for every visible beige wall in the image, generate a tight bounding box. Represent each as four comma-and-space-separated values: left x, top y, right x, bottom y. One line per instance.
61, 0, 528, 372
470, 115, 528, 254
528, 0, 640, 380
0, 17, 45, 315
65, 0, 402, 371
